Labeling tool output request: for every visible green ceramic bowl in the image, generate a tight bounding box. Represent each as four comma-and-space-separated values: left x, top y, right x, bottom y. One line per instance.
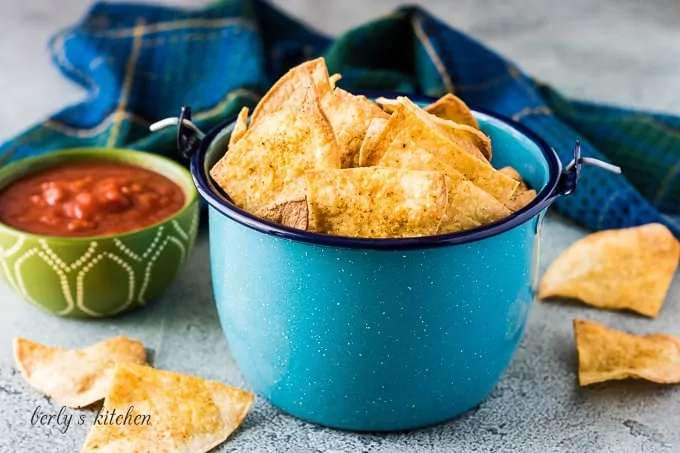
0, 148, 199, 318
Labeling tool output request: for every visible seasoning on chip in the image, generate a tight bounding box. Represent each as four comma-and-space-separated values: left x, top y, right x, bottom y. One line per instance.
80, 364, 254, 453
249, 57, 332, 125
210, 80, 341, 212
376, 105, 519, 205
396, 97, 487, 162
305, 167, 447, 238
320, 87, 389, 168
228, 106, 249, 149
539, 223, 680, 317
573, 319, 680, 386
424, 93, 480, 129
13, 336, 147, 408
358, 117, 388, 168
255, 197, 308, 230
379, 132, 510, 233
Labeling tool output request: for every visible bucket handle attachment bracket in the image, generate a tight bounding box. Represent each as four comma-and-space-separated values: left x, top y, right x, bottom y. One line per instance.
149, 105, 206, 160
557, 141, 621, 196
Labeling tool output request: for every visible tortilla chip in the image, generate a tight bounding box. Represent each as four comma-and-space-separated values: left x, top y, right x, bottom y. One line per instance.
364, 104, 518, 204
13, 336, 147, 408
358, 117, 388, 168
539, 223, 680, 318
329, 73, 342, 88
255, 197, 308, 230
379, 132, 511, 233
425, 93, 480, 129
321, 87, 389, 168
250, 57, 331, 125
80, 364, 254, 453
374, 96, 398, 114
430, 116, 492, 161
505, 187, 537, 212
305, 167, 447, 238
499, 166, 522, 182
228, 106, 249, 149
573, 319, 680, 386
395, 97, 486, 162
210, 81, 342, 212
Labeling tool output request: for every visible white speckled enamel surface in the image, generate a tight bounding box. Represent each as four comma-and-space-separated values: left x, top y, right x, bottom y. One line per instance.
2, 0, 680, 452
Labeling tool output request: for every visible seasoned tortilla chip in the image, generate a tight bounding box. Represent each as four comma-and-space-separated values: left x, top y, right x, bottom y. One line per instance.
358, 117, 388, 168
364, 104, 518, 204
430, 116, 492, 161
540, 223, 680, 318
321, 87, 389, 168
250, 57, 331, 125
425, 93, 480, 129
379, 132, 511, 233
329, 73, 342, 88
255, 197, 308, 230
505, 187, 537, 212
374, 96, 398, 114
13, 336, 147, 408
80, 364, 254, 453
396, 97, 486, 162
210, 81, 342, 212
228, 106, 249, 149
305, 167, 447, 238
573, 319, 680, 386
499, 166, 523, 184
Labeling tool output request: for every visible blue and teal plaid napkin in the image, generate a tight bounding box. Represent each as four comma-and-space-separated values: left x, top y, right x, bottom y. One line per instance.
2, 0, 679, 237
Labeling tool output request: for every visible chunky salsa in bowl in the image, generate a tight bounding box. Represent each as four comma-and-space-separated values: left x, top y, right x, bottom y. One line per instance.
0, 149, 199, 318
0, 160, 185, 237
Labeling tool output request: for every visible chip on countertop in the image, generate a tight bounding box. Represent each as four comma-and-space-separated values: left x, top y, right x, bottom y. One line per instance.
573, 319, 680, 386
80, 364, 254, 453
379, 132, 510, 233
539, 223, 680, 317
305, 167, 447, 238
320, 87, 389, 168
227, 106, 249, 149
210, 80, 342, 212
13, 336, 147, 408
255, 197, 308, 230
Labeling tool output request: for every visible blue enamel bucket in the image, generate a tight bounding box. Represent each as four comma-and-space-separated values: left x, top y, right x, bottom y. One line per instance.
153, 93, 618, 432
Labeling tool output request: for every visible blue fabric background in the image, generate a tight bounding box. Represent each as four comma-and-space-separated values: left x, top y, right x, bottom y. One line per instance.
1, 0, 678, 237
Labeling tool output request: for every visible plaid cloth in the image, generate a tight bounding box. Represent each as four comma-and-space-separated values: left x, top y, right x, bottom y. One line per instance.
1, 0, 678, 237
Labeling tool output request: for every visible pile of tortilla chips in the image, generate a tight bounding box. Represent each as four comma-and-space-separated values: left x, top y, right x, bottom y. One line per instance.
13, 336, 254, 453
210, 58, 536, 239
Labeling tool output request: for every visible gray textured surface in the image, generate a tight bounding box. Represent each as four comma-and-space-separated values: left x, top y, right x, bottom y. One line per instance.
1, 1, 680, 452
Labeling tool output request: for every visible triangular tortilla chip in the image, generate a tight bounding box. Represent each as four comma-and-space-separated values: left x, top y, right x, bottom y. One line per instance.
364, 104, 518, 204
424, 93, 480, 129
396, 97, 486, 162
210, 80, 342, 212
250, 57, 331, 125
430, 116, 492, 161
305, 167, 447, 238
321, 87, 389, 168
498, 166, 536, 211
358, 117, 388, 168
227, 106, 249, 149
13, 336, 147, 408
80, 364, 254, 453
540, 223, 680, 317
379, 132, 511, 233
255, 197, 308, 230
573, 319, 680, 386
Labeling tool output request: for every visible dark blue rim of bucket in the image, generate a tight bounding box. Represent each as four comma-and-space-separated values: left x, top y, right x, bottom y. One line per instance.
191, 91, 562, 251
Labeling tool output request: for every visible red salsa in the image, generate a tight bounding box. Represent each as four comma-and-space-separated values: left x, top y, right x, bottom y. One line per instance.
0, 161, 185, 237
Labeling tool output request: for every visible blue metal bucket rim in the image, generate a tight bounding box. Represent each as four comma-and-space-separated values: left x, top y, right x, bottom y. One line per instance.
191, 92, 562, 250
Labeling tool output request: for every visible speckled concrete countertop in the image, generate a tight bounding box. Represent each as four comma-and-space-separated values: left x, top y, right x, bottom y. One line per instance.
1, 1, 680, 452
